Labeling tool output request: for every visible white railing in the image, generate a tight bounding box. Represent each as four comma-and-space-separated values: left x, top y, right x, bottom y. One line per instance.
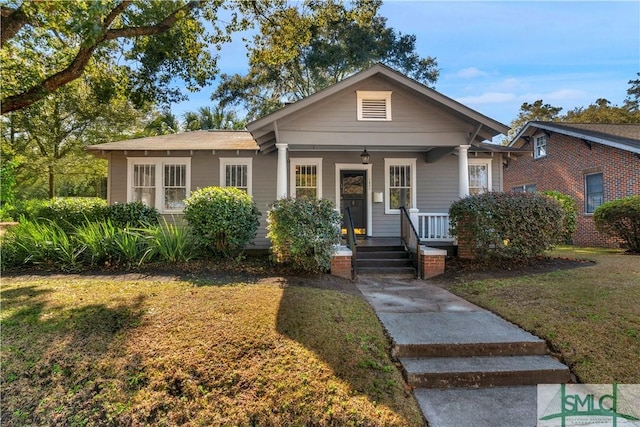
416, 213, 454, 241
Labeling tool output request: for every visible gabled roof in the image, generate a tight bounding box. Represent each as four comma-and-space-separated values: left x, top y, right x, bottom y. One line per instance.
510, 122, 640, 154
246, 63, 509, 147
86, 130, 258, 154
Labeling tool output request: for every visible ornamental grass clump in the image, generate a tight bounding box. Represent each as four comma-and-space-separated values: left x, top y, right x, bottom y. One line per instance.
267, 197, 341, 273
183, 187, 260, 257
449, 191, 565, 263
594, 195, 640, 253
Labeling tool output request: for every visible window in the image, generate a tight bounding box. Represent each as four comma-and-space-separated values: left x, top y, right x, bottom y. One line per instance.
290, 158, 322, 199
468, 159, 492, 195
385, 158, 416, 213
512, 184, 537, 193
128, 158, 191, 213
534, 134, 547, 159
220, 158, 252, 195
357, 91, 392, 121
585, 172, 604, 214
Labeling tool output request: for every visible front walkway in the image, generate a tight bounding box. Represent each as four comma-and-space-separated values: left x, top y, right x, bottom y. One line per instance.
355, 276, 570, 427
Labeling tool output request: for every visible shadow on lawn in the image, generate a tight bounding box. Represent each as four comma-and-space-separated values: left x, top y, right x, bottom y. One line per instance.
0, 285, 146, 426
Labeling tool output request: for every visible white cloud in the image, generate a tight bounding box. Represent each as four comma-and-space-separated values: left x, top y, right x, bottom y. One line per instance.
456, 92, 516, 105
456, 67, 486, 79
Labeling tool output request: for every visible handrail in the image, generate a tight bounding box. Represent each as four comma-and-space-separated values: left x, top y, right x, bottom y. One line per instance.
344, 207, 357, 279
400, 207, 421, 279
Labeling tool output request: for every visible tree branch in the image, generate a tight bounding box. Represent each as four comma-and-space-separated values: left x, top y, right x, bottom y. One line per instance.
1, 1, 200, 114
1, 4, 29, 48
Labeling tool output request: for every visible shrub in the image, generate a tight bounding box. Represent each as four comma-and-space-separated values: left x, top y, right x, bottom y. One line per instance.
143, 219, 199, 263
4, 198, 108, 231
543, 190, 578, 243
267, 197, 341, 273
106, 201, 160, 228
449, 192, 565, 263
594, 195, 640, 253
183, 187, 260, 257
75, 219, 120, 266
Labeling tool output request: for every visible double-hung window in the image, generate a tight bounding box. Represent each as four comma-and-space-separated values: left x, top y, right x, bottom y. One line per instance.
128, 158, 191, 213
534, 135, 547, 159
220, 158, 252, 195
468, 159, 492, 195
290, 158, 322, 199
585, 172, 604, 214
385, 158, 416, 213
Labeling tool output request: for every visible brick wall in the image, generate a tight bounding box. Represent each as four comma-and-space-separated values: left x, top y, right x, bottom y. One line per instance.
504, 132, 639, 247
330, 255, 352, 279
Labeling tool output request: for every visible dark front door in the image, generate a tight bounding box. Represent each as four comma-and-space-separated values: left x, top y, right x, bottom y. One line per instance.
340, 170, 367, 235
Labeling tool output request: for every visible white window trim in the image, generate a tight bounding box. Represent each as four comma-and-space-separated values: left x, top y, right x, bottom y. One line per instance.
468, 158, 493, 195
384, 158, 417, 214
357, 90, 392, 121
220, 157, 253, 196
533, 134, 547, 159
290, 158, 322, 199
126, 157, 191, 214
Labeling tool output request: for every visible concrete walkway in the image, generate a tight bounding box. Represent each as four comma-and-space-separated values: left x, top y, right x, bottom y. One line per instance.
356, 276, 570, 427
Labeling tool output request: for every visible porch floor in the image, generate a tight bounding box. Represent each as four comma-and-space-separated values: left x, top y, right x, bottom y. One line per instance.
344, 237, 456, 255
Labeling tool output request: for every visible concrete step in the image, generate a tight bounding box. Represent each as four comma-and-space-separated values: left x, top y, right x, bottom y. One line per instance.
401, 355, 570, 388
358, 251, 409, 259
414, 386, 538, 427
357, 259, 413, 268
377, 312, 549, 358
357, 266, 416, 277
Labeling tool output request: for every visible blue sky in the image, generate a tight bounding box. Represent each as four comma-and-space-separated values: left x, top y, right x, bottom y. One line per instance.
171, 1, 640, 126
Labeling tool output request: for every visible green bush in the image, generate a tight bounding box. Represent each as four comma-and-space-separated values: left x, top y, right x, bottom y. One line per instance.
543, 190, 578, 243
267, 197, 341, 273
143, 219, 199, 263
3, 198, 108, 230
594, 195, 640, 253
106, 201, 160, 228
183, 187, 260, 257
449, 192, 565, 263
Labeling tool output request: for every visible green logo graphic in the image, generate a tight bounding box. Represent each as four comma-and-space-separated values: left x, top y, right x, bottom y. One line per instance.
538, 384, 640, 427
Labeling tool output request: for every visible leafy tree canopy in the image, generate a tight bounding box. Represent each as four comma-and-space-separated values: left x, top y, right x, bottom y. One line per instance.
183, 106, 246, 131
507, 100, 563, 141
213, 0, 439, 119
1, 0, 245, 114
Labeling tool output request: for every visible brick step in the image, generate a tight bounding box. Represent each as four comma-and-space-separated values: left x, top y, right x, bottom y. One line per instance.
400, 355, 570, 388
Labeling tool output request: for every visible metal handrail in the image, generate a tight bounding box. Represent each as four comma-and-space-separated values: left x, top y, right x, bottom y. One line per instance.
344, 207, 357, 279
400, 206, 421, 279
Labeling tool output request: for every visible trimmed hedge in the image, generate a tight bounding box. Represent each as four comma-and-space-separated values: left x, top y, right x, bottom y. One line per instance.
543, 190, 578, 243
106, 201, 160, 228
267, 197, 341, 273
594, 195, 640, 253
449, 192, 565, 263
183, 187, 260, 256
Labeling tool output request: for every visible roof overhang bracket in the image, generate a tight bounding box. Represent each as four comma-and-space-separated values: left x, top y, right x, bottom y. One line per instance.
543, 130, 552, 138
582, 139, 592, 150
467, 124, 482, 144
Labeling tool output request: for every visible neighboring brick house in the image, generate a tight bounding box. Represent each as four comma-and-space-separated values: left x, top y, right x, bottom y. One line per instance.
506, 122, 640, 248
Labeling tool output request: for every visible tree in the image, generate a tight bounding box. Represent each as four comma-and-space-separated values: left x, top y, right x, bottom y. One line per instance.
1, 0, 243, 114
143, 110, 181, 136
625, 72, 640, 112
563, 98, 640, 123
183, 106, 246, 131
507, 100, 563, 141
214, 0, 439, 119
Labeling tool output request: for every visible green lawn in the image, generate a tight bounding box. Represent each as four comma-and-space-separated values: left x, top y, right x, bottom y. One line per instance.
444, 246, 640, 383
1, 275, 423, 427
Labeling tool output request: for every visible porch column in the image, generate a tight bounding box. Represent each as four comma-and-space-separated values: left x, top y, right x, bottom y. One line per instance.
457, 145, 471, 198
276, 143, 288, 199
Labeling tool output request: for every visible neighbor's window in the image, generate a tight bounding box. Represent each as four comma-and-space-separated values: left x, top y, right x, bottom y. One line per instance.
220, 158, 252, 195
357, 91, 392, 121
290, 158, 322, 199
468, 159, 492, 195
585, 172, 604, 214
534, 134, 547, 159
385, 158, 416, 213
128, 158, 191, 213
512, 184, 537, 193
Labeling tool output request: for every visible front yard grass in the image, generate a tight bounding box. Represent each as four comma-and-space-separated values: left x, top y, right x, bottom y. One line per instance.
444, 246, 640, 383
1, 275, 423, 426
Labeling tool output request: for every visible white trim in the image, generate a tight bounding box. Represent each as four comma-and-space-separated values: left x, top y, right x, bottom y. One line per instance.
384, 158, 417, 214
220, 157, 253, 196
468, 158, 493, 194
290, 158, 323, 199
533, 134, 547, 159
357, 90, 392, 121
335, 163, 373, 237
126, 157, 191, 214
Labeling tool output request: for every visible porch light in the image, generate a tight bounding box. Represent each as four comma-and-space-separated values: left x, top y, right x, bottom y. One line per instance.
360, 148, 370, 164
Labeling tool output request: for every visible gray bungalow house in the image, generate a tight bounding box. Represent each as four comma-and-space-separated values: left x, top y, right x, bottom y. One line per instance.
88, 64, 519, 274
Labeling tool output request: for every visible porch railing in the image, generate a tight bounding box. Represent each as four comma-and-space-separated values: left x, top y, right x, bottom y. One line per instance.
344, 207, 357, 279
416, 213, 454, 242
400, 207, 421, 279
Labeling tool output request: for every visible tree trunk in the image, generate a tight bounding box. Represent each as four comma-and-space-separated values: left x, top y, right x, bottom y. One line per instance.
48, 165, 54, 199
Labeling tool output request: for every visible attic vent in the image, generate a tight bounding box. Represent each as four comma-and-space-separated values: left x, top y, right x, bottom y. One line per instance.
357, 91, 392, 121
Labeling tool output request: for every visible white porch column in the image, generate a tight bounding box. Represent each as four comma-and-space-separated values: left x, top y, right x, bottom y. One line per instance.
457, 145, 471, 198
276, 143, 288, 199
